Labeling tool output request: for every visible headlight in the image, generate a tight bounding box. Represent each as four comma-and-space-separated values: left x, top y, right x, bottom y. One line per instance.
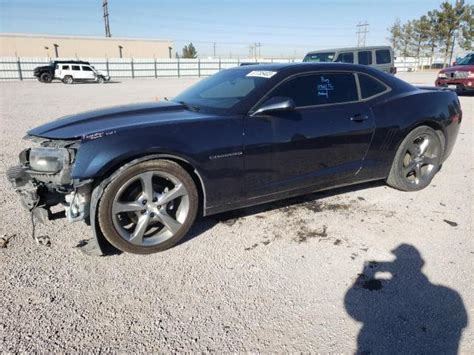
438, 73, 447, 79
29, 147, 70, 173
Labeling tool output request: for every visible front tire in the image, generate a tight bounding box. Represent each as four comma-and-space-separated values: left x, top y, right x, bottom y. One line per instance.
96, 76, 105, 84
62, 75, 74, 84
98, 160, 199, 254
387, 126, 443, 191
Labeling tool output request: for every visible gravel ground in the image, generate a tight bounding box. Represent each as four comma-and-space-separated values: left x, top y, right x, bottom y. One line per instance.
1, 73, 472, 353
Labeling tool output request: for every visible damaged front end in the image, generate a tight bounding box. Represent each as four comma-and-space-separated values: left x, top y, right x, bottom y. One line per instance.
6, 135, 92, 225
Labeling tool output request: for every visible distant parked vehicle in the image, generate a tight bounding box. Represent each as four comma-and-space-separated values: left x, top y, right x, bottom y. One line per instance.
435, 53, 474, 93
303, 46, 397, 74
33, 60, 90, 83
33, 60, 110, 84
56, 63, 110, 84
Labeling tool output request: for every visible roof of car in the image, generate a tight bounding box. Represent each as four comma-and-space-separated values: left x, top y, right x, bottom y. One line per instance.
230, 62, 414, 92
305, 46, 392, 55
231, 62, 378, 73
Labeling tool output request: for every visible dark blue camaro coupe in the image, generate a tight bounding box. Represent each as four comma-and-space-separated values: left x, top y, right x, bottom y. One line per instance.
7, 63, 462, 254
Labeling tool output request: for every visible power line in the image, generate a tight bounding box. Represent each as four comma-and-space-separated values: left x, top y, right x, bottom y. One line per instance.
356, 21, 369, 47
103, 0, 111, 38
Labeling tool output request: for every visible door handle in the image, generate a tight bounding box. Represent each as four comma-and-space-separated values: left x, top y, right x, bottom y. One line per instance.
350, 114, 369, 122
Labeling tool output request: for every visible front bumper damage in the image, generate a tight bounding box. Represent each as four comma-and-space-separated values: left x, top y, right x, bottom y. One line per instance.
6, 165, 92, 223
5, 136, 105, 255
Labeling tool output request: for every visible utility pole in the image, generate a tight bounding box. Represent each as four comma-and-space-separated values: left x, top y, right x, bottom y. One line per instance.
356, 21, 369, 47
213, 42, 216, 57
255, 42, 262, 59
249, 44, 254, 59
103, 0, 111, 38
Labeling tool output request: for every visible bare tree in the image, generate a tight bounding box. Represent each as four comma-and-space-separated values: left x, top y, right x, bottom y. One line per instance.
388, 19, 403, 55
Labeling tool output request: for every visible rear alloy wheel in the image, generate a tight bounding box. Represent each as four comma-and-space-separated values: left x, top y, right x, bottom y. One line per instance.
98, 160, 198, 254
387, 126, 443, 191
63, 75, 74, 84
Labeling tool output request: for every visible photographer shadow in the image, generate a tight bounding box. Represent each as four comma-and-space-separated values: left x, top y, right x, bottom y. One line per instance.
344, 244, 468, 355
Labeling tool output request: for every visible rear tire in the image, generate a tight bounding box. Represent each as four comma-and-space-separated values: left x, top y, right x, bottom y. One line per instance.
62, 75, 74, 84
387, 126, 443, 191
98, 159, 199, 254
40, 72, 52, 83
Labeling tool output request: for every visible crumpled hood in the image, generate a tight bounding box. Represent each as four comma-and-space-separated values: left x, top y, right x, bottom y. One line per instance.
28, 101, 202, 140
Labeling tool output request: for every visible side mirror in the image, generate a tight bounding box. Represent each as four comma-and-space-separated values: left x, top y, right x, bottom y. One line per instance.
251, 97, 295, 117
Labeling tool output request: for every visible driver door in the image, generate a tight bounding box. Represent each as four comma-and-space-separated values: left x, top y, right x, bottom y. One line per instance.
81, 65, 96, 80
243, 71, 375, 198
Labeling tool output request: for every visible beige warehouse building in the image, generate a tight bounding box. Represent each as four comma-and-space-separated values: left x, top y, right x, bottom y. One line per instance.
0, 33, 173, 58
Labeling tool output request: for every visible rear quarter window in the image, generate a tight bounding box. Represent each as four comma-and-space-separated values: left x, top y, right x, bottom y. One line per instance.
376, 50, 391, 64
62, 65, 70, 70
358, 73, 389, 99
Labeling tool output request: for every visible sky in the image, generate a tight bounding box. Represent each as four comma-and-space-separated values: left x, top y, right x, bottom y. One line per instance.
0, 0, 447, 58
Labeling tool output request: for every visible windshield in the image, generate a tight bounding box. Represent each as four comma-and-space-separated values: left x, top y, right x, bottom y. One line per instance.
456, 54, 474, 65
303, 52, 336, 63
173, 68, 275, 112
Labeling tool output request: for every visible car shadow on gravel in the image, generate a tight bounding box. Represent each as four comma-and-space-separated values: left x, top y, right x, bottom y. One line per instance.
345, 244, 468, 354
177, 180, 385, 247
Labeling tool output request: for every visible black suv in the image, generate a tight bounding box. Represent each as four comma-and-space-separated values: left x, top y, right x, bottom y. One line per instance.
33, 60, 90, 83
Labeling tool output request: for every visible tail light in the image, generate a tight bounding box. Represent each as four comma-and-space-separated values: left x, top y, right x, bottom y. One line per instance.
451, 107, 462, 124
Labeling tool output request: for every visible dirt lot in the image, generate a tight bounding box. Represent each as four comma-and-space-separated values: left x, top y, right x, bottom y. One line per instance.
1, 72, 472, 352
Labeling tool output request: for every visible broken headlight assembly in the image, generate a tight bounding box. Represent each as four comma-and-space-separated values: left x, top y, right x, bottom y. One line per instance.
29, 147, 71, 173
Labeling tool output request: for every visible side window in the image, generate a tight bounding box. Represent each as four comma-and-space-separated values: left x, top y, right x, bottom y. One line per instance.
72, 65, 80, 71
376, 50, 391, 64
358, 51, 372, 65
268, 72, 358, 107
82, 66, 93, 71
62, 65, 69, 70
358, 73, 389, 99
335, 52, 354, 63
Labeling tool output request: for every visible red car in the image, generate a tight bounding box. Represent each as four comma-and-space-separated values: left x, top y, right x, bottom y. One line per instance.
436, 53, 474, 93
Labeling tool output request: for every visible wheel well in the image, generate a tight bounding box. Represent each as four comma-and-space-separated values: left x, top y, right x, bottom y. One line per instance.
96, 154, 206, 215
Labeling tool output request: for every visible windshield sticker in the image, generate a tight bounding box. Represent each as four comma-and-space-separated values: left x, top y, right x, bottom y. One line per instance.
246, 70, 277, 79
317, 76, 334, 98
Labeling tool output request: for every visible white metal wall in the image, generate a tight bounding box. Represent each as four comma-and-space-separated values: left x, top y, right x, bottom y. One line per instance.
0, 57, 300, 80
